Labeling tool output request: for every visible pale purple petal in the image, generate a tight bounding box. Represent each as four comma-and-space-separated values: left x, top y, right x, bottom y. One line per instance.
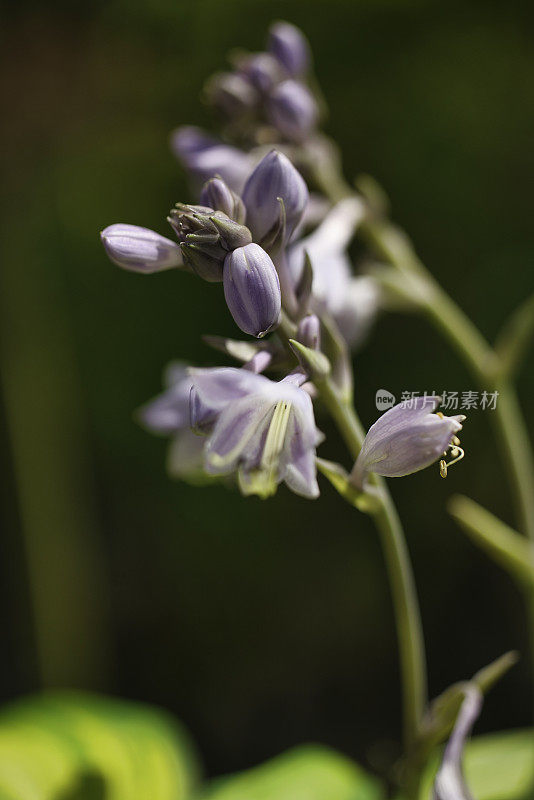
170, 126, 253, 193
432, 687, 482, 800
166, 429, 207, 482
334, 277, 380, 348
284, 448, 319, 498
204, 396, 273, 474
137, 375, 193, 434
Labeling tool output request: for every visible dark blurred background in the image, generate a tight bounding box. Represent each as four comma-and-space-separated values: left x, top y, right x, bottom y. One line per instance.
1, 0, 534, 780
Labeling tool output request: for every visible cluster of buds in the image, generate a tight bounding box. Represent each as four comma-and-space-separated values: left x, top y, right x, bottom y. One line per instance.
206, 21, 318, 145
101, 21, 467, 499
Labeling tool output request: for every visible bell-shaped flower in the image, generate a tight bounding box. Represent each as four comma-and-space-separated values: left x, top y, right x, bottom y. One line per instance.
268, 21, 311, 77
267, 80, 318, 142
190, 367, 323, 499
223, 243, 281, 338
101, 224, 183, 274
287, 197, 380, 348
170, 126, 254, 193
242, 150, 308, 244
351, 396, 465, 487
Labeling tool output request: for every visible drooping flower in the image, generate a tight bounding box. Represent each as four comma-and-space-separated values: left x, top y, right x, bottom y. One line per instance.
351, 396, 465, 487
242, 150, 309, 245
287, 197, 380, 348
267, 21, 311, 77
101, 224, 183, 274
223, 243, 281, 338
432, 686, 482, 800
190, 367, 323, 498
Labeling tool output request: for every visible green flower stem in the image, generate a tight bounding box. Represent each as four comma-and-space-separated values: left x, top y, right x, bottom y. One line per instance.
314, 372, 427, 757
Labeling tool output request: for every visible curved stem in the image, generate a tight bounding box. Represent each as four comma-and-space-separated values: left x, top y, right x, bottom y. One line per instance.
315, 373, 427, 755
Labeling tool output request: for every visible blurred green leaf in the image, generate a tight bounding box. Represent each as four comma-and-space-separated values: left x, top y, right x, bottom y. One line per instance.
194, 744, 383, 800
419, 729, 534, 800
0, 692, 200, 800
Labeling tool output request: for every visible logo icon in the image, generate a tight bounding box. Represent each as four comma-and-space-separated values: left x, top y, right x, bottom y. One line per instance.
375, 390, 396, 411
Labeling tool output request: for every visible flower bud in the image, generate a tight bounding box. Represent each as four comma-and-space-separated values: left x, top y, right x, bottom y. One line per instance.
204, 71, 258, 118
242, 150, 308, 244
100, 224, 183, 273
267, 21, 311, 76
267, 80, 318, 142
223, 243, 281, 338
297, 314, 321, 350
210, 213, 252, 249
239, 53, 283, 93
200, 177, 246, 224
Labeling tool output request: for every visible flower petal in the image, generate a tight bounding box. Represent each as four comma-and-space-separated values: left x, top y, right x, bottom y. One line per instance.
204, 396, 273, 474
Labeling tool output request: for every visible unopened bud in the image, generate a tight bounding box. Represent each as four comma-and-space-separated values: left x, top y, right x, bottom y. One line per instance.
297, 314, 321, 350
205, 71, 258, 118
267, 80, 318, 142
242, 150, 308, 244
200, 177, 246, 224
268, 21, 311, 77
101, 224, 183, 273
223, 243, 281, 338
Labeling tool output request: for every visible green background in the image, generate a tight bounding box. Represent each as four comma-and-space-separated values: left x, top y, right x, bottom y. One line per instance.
1, 0, 533, 779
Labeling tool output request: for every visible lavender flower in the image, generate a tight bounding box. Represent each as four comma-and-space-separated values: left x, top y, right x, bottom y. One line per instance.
432, 686, 482, 800
242, 150, 309, 245
170, 126, 253, 192
238, 53, 283, 94
267, 79, 318, 142
101, 224, 183, 274
223, 243, 281, 337
268, 21, 311, 77
351, 396, 465, 487
190, 367, 323, 498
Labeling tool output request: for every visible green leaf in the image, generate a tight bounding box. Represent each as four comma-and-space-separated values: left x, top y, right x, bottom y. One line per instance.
194, 744, 384, 800
448, 495, 534, 585
0, 692, 200, 800
419, 729, 534, 800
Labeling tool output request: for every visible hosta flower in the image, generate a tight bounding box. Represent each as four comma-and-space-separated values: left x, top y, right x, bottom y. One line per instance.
223, 243, 281, 338
287, 197, 379, 348
242, 150, 309, 244
101, 224, 183, 274
351, 396, 465, 487
432, 686, 482, 800
190, 368, 323, 498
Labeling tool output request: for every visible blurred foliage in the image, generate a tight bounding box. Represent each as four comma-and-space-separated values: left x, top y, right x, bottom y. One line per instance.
195, 745, 383, 800
1, 0, 534, 783
0, 692, 199, 800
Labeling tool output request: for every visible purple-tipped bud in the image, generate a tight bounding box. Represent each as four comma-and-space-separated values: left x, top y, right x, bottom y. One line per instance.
205, 72, 258, 118
351, 396, 466, 487
297, 314, 321, 350
239, 53, 283, 93
268, 21, 311, 76
223, 243, 281, 338
200, 177, 246, 224
242, 150, 308, 244
267, 80, 318, 142
101, 224, 183, 273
